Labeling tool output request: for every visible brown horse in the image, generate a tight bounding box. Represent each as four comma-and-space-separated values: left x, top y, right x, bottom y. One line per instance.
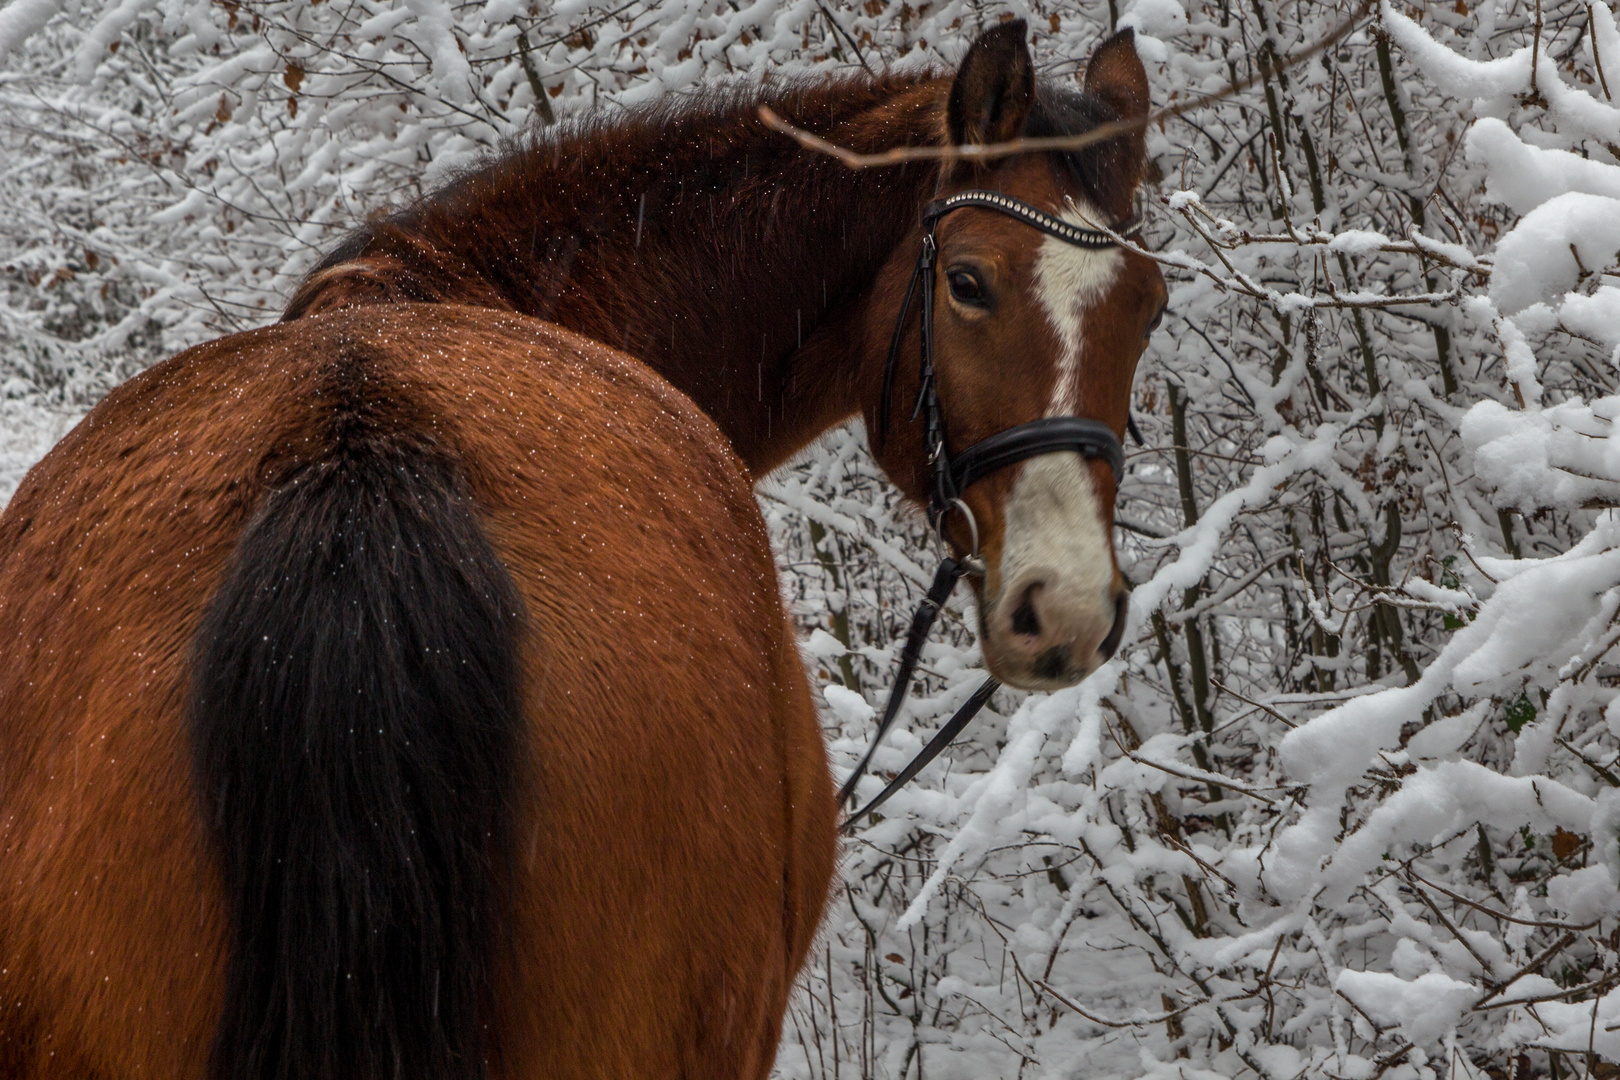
0, 21, 1163, 1080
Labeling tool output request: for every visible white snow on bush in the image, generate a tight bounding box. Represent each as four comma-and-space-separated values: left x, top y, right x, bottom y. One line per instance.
1336, 969, 1479, 1046
1491, 193, 1620, 315
7, 0, 1620, 1075
1467, 118, 1620, 215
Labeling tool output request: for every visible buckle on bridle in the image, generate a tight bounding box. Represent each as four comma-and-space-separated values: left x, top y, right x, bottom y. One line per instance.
934, 497, 983, 576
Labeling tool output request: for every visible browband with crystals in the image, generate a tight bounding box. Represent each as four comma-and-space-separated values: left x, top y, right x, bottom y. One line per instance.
922, 190, 1142, 250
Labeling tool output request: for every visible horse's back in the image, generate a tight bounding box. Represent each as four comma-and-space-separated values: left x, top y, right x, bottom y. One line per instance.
0, 304, 834, 1078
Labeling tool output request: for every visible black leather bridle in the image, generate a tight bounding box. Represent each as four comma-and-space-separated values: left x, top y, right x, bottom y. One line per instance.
841, 190, 1140, 830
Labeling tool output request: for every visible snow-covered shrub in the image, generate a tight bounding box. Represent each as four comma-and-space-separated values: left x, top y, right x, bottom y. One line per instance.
4, 0, 1620, 1075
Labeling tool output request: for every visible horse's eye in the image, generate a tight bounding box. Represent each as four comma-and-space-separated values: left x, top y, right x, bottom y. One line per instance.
946, 268, 987, 306
1146, 306, 1166, 337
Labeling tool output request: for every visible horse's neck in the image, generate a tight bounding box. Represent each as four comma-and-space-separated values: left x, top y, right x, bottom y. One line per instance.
292, 79, 946, 474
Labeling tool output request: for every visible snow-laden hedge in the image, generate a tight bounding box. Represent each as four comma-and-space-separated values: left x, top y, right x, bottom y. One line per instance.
4, 0, 1620, 1075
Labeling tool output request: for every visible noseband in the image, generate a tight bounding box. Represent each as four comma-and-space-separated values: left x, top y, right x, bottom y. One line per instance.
842, 191, 1140, 830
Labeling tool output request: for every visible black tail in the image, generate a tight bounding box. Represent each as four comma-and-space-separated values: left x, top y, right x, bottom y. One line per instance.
190, 437, 526, 1080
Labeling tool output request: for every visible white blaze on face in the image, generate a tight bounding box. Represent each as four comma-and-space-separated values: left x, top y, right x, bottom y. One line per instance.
997, 450, 1116, 619
1033, 202, 1123, 418
987, 202, 1123, 682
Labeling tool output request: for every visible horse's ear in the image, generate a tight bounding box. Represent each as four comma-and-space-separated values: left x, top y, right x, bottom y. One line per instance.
947, 19, 1036, 147
1083, 30, 1151, 197
1084, 29, 1151, 124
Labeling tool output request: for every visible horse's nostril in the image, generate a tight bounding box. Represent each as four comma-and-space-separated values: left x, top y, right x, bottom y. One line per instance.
1098, 590, 1128, 662
1011, 583, 1043, 638
1035, 647, 1068, 682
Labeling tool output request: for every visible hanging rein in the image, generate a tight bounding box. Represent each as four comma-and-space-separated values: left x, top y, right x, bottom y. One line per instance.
840, 190, 1140, 831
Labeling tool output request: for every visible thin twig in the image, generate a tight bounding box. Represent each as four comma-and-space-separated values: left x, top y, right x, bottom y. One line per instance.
1126, 751, 1284, 804
1209, 678, 1298, 728
1031, 973, 1201, 1029
1474, 971, 1620, 1012
756, 0, 1374, 169
815, 0, 876, 76
1556, 737, 1620, 788
1474, 932, 1580, 1007
1407, 868, 1598, 932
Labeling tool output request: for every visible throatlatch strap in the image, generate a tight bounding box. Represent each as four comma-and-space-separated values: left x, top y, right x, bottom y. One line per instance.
837, 557, 965, 806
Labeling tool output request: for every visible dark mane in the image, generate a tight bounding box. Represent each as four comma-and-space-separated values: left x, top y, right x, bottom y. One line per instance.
1027, 82, 1140, 218
295, 74, 934, 289
279, 56, 1148, 470
293, 70, 1140, 303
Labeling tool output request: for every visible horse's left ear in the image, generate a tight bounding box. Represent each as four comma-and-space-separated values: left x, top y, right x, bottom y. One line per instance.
948, 19, 1036, 147
1083, 30, 1151, 192
1084, 29, 1151, 126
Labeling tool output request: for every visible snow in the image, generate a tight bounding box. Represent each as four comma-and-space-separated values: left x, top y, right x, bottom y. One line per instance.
1336, 969, 1478, 1046
820, 682, 874, 727
1545, 864, 1620, 925
6, 0, 1620, 1074
1502, 993, 1620, 1060
1467, 119, 1620, 216
1490, 194, 1620, 315
1119, 0, 1187, 61
1328, 229, 1395, 257
1589, 6, 1620, 98
0, 0, 62, 62
400, 0, 475, 105
1462, 397, 1620, 511
1558, 288, 1620, 359
0, 399, 79, 506
1378, 0, 1532, 108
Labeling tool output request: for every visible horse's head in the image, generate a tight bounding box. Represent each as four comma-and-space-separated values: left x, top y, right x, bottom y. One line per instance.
865, 22, 1165, 692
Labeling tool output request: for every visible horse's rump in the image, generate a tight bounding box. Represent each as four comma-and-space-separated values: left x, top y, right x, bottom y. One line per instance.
0, 304, 835, 1078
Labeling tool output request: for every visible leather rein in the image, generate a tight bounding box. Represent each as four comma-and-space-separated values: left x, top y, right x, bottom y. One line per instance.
840, 190, 1139, 831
